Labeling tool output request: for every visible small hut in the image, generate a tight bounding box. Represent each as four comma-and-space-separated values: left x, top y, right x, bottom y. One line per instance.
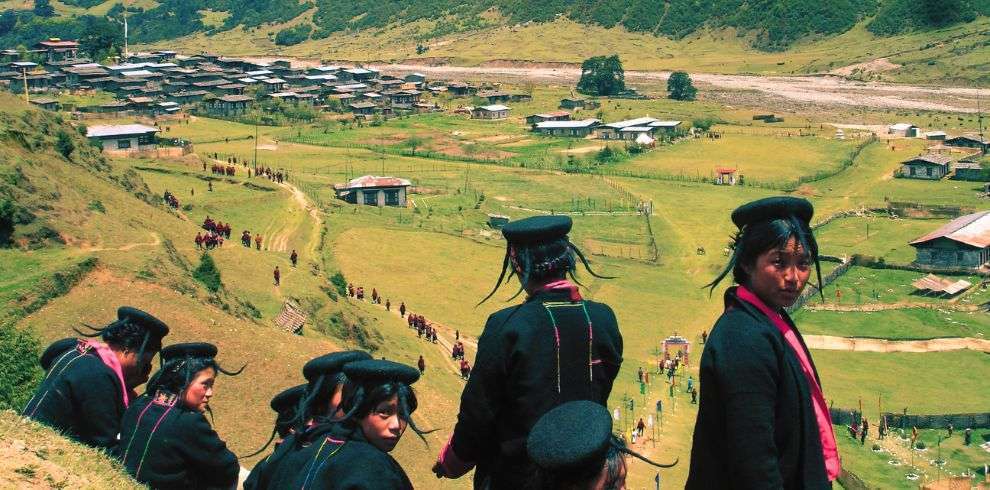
714, 167, 737, 185
274, 300, 308, 334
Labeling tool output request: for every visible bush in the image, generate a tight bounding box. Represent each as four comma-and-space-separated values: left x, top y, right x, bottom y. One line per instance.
0, 321, 42, 410
87, 200, 105, 213
915, 441, 926, 450
56, 130, 74, 159
274, 24, 313, 46
192, 252, 222, 293
668, 71, 697, 101
0, 198, 15, 247
329, 271, 347, 297
692, 117, 717, 132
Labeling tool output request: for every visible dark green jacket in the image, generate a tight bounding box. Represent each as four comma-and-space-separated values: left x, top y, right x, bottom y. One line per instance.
451, 289, 623, 489
686, 287, 830, 490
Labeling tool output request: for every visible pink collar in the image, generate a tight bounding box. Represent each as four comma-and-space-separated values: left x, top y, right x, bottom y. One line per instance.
530, 279, 582, 302
80, 339, 132, 408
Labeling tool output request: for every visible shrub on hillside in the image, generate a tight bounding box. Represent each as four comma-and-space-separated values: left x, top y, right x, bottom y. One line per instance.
330, 271, 348, 298
275, 24, 313, 46
0, 320, 42, 410
0, 198, 15, 247
56, 130, 74, 159
193, 253, 222, 293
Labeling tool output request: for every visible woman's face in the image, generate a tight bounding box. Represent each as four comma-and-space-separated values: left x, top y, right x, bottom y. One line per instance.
744, 236, 811, 309
182, 367, 216, 412
359, 394, 407, 452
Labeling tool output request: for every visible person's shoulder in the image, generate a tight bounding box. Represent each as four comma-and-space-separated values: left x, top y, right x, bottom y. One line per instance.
583, 300, 617, 319
63, 352, 115, 381
707, 307, 781, 355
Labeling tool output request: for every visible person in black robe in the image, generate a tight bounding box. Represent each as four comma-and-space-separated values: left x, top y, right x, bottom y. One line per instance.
433, 215, 623, 489
687, 197, 839, 489
241, 383, 307, 490
243, 350, 372, 489
526, 401, 675, 490
23, 307, 170, 450
115, 342, 244, 489
253, 359, 432, 490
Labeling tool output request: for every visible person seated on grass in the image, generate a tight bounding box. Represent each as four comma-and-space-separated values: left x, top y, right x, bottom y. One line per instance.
23, 307, 170, 450
241, 383, 306, 490
243, 350, 372, 490
257, 359, 432, 490
526, 401, 677, 490
116, 342, 243, 489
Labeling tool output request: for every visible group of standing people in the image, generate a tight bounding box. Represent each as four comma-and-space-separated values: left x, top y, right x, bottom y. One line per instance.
194, 216, 232, 250
241, 230, 263, 250
210, 163, 237, 176
162, 190, 179, 209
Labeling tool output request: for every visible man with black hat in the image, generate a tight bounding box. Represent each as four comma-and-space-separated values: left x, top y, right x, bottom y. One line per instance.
23, 306, 170, 450
526, 400, 676, 490
434, 215, 623, 489
688, 196, 839, 489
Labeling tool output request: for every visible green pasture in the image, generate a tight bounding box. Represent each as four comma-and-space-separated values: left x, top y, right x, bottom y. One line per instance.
796, 307, 990, 340
818, 266, 990, 307
816, 217, 934, 263
621, 133, 861, 184
812, 350, 990, 414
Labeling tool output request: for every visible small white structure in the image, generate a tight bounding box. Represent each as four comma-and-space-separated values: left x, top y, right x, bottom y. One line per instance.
634, 133, 655, 147
86, 124, 159, 153
472, 104, 510, 120
334, 175, 411, 207
888, 123, 919, 138
926, 131, 947, 141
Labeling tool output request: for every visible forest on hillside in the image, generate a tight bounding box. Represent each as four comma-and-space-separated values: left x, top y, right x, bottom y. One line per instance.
1, 0, 989, 55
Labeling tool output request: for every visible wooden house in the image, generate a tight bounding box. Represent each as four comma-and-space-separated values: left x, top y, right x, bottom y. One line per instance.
526, 111, 571, 125
349, 101, 377, 115
34, 38, 79, 62
946, 135, 989, 154
900, 154, 952, 180
472, 104, 510, 120
477, 90, 511, 104
910, 211, 990, 268
532, 119, 600, 137
86, 124, 159, 153
888, 123, 919, 138
208, 94, 253, 115
334, 175, 411, 207
28, 97, 60, 111
447, 82, 477, 97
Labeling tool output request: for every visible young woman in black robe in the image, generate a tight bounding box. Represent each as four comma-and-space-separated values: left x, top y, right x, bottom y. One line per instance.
115, 342, 243, 489
686, 197, 840, 489
433, 215, 623, 489
255, 359, 430, 490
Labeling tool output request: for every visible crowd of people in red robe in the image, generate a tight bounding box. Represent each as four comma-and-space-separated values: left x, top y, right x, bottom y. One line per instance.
162, 190, 179, 209
346, 283, 472, 379
194, 216, 232, 250
210, 163, 237, 176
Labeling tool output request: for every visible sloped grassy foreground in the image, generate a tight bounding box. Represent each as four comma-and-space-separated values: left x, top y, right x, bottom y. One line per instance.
0, 410, 141, 489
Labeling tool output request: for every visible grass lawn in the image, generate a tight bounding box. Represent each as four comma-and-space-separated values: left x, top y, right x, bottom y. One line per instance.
816, 217, 935, 263
621, 133, 861, 184
812, 350, 990, 414
795, 307, 990, 340
817, 266, 988, 307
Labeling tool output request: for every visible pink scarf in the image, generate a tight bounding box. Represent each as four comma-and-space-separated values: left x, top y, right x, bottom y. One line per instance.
735, 286, 841, 481
530, 279, 582, 301
80, 339, 133, 408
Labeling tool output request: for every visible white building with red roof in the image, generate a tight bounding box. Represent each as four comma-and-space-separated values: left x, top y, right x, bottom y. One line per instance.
334, 175, 411, 207
909, 210, 990, 268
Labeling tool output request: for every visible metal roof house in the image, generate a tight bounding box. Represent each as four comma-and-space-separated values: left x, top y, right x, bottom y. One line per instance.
900, 154, 952, 180
86, 124, 159, 154
471, 104, 510, 120
910, 211, 990, 269
532, 119, 601, 137
888, 123, 919, 137
334, 176, 411, 207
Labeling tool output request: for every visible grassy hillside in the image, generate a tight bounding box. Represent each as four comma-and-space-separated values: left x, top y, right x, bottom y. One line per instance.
0, 410, 141, 489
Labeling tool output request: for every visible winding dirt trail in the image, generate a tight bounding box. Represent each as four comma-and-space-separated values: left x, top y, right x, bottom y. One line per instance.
76, 233, 162, 252
805, 335, 990, 353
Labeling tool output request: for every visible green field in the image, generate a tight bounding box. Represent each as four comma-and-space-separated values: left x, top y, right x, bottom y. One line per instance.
816, 217, 935, 263
796, 307, 990, 340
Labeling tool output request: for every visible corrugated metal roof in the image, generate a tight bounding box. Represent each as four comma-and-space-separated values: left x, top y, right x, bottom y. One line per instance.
86, 124, 159, 138
335, 175, 411, 190
536, 119, 600, 129
477, 104, 509, 111
605, 117, 658, 129
649, 120, 682, 127
903, 154, 952, 166
912, 274, 972, 295
889, 123, 917, 131
910, 210, 990, 248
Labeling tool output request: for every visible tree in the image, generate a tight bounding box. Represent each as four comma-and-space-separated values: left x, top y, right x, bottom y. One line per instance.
193, 252, 222, 293
667, 71, 697, 101
79, 16, 121, 61
577, 55, 625, 96
0, 198, 16, 247
33, 0, 55, 17
403, 135, 425, 156
0, 11, 17, 36
55, 130, 74, 159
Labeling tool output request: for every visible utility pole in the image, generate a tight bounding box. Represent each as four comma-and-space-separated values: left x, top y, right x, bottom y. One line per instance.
253, 122, 258, 168
22, 69, 28, 103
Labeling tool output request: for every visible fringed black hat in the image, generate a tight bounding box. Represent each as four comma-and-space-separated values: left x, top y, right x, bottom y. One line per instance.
731, 196, 813, 229
343, 359, 420, 386
528, 401, 677, 476
303, 350, 372, 382
161, 342, 217, 361
502, 215, 572, 245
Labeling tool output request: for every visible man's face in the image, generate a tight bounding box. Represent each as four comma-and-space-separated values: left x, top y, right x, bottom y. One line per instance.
120, 349, 157, 389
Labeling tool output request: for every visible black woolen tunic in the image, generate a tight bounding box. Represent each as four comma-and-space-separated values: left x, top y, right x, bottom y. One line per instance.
249, 423, 412, 490
115, 393, 239, 490
23, 341, 126, 450
686, 287, 830, 490
450, 289, 623, 489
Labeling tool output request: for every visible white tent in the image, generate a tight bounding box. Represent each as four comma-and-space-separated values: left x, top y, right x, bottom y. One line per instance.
635, 133, 655, 146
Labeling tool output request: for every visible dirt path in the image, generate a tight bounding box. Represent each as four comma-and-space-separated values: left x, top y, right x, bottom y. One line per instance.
368, 63, 990, 113
803, 302, 979, 312
804, 335, 990, 353
77, 233, 161, 252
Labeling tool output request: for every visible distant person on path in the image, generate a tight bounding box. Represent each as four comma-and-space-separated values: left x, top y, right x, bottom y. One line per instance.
686, 375, 694, 393
964, 427, 972, 446
691, 387, 698, 404
700, 330, 707, 344
208, 181, 213, 192
687, 197, 839, 488
290, 250, 298, 268
460, 359, 471, 380
947, 423, 953, 438
116, 343, 242, 488
433, 216, 622, 487
399, 302, 406, 317
255, 234, 263, 250
385, 299, 391, 311
274, 266, 281, 286
23, 307, 169, 450
637, 417, 646, 438
860, 419, 869, 445
418, 355, 426, 374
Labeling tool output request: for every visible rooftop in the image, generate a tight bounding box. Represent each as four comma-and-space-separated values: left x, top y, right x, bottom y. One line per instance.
335, 175, 411, 190
903, 154, 953, 166
477, 104, 510, 111
889, 123, 917, 131
86, 124, 159, 138
605, 117, 659, 129
535, 119, 600, 129
910, 211, 990, 249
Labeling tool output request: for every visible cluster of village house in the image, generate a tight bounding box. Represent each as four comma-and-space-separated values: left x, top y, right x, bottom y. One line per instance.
887, 123, 989, 181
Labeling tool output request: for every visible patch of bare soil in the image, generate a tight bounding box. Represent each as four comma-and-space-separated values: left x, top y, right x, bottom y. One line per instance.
558, 144, 605, 155
829, 58, 902, 77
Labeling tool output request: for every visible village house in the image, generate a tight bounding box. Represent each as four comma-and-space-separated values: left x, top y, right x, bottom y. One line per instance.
714, 167, 738, 185
526, 111, 571, 125
888, 123, 919, 137
559, 97, 586, 110
28, 97, 59, 111
910, 210, 990, 269
34, 38, 79, 62
650, 120, 684, 134
383, 89, 421, 108
168, 90, 210, 105
946, 134, 989, 154
951, 161, 989, 181
472, 104, 510, 120
339, 68, 379, 82
217, 83, 246, 96
208, 94, 253, 115
900, 154, 952, 180
349, 101, 377, 115
86, 124, 159, 153
334, 175, 411, 207
595, 117, 660, 140
926, 131, 947, 141
532, 119, 601, 137
153, 101, 181, 116
404, 73, 426, 84
477, 90, 511, 104
447, 82, 477, 97
9, 61, 39, 75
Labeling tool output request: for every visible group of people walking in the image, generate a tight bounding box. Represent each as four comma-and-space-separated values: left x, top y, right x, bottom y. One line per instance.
24, 196, 846, 488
